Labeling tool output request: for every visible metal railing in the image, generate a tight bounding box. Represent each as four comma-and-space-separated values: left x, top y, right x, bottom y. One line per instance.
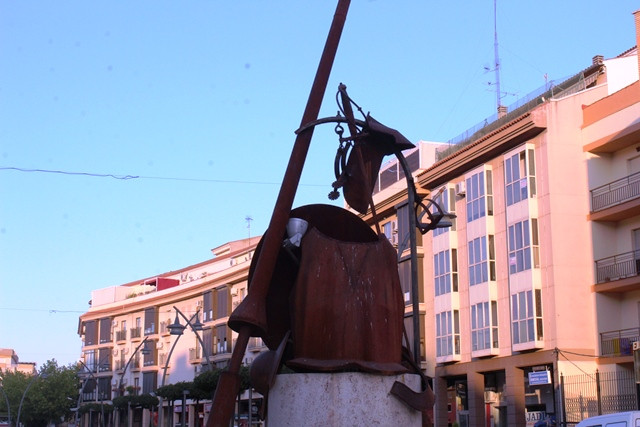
600, 327, 640, 357
591, 171, 640, 212
595, 250, 640, 283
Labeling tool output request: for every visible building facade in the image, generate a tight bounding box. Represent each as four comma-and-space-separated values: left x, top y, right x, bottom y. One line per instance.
361, 13, 640, 427
0, 349, 36, 375
77, 237, 262, 426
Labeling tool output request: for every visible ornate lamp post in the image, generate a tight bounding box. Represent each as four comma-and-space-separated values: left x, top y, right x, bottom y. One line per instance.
158, 307, 210, 427
16, 371, 47, 426
113, 337, 151, 427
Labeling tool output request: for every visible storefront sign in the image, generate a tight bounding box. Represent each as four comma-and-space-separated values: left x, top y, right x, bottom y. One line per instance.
528, 370, 551, 385
526, 410, 546, 427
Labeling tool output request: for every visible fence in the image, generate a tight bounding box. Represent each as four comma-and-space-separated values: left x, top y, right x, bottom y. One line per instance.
561, 369, 638, 425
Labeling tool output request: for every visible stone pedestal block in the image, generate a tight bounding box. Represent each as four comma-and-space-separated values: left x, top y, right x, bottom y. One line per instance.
267, 372, 422, 426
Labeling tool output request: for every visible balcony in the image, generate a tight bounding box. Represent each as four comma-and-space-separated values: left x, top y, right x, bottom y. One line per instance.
600, 327, 639, 357
189, 347, 202, 364
130, 327, 142, 341
594, 250, 640, 292
115, 329, 127, 342
590, 172, 640, 221
248, 337, 267, 352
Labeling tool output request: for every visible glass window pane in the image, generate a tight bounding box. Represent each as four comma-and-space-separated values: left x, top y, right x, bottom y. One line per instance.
513, 321, 519, 344
519, 293, 526, 320
519, 321, 527, 342
515, 222, 523, 248
512, 294, 518, 320
528, 319, 535, 341
505, 157, 512, 183
479, 172, 485, 196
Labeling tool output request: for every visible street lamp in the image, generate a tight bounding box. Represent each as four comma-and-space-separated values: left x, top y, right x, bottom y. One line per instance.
118, 336, 151, 395
16, 371, 47, 426
0, 376, 11, 426
78, 357, 108, 427
159, 307, 210, 427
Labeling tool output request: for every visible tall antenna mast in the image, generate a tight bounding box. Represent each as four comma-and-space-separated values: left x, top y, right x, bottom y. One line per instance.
493, 0, 502, 113
245, 215, 253, 240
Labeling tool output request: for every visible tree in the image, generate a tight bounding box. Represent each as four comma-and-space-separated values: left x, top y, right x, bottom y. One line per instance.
0, 360, 79, 427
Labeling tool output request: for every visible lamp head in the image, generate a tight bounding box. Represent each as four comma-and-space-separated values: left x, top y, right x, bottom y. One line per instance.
168, 313, 185, 336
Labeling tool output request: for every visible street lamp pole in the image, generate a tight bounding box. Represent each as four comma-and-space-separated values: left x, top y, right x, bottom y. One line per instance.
78, 358, 107, 427
118, 336, 151, 395
16, 371, 47, 426
159, 307, 207, 427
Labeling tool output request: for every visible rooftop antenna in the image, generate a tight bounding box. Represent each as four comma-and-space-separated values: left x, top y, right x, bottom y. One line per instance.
493, 0, 502, 114
245, 215, 253, 240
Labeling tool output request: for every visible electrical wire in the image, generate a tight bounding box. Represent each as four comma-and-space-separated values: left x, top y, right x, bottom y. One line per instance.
0, 166, 326, 187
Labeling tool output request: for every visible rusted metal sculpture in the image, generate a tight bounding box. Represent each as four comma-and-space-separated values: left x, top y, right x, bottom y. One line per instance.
206, 2, 351, 426
207, 2, 455, 424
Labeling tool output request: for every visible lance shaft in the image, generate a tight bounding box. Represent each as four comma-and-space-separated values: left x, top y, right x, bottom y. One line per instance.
207, 1, 351, 425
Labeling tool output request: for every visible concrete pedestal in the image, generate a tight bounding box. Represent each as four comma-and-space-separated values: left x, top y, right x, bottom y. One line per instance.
267, 372, 422, 426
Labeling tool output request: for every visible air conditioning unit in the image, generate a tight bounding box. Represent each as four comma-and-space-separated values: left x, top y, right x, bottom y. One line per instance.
112, 349, 119, 356
196, 300, 203, 308
230, 288, 238, 297
455, 181, 466, 197
156, 342, 163, 350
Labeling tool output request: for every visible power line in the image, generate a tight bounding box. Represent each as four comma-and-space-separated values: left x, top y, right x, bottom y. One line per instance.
0, 307, 84, 313
0, 166, 326, 187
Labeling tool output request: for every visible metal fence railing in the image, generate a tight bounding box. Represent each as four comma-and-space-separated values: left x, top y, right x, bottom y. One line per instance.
595, 250, 640, 283
600, 327, 640, 357
561, 369, 637, 425
591, 171, 640, 212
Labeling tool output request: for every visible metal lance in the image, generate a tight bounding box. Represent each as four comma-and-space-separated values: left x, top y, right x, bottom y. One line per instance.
206, 1, 351, 425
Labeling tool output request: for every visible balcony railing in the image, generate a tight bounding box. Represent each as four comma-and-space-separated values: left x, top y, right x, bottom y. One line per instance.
130, 327, 142, 340
595, 250, 640, 283
600, 327, 639, 357
248, 337, 266, 351
115, 329, 127, 342
189, 347, 201, 363
591, 172, 640, 212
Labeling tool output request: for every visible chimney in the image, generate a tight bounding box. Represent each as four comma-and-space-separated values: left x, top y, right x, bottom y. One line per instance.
497, 105, 508, 118
592, 55, 604, 66
634, 10, 640, 79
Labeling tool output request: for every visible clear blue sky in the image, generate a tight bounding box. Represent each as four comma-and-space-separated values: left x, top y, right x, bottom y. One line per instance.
0, 1, 634, 368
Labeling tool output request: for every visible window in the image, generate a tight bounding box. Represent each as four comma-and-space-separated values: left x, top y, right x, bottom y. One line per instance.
84, 350, 96, 372
471, 301, 498, 351
98, 348, 111, 372
215, 324, 230, 354
144, 307, 157, 335
436, 310, 460, 357
398, 259, 424, 305
216, 287, 229, 319
508, 220, 539, 274
382, 220, 398, 246
511, 290, 543, 344
99, 318, 112, 344
433, 188, 456, 237
142, 372, 157, 394
84, 320, 98, 345
466, 170, 493, 222
468, 236, 487, 285
433, 249, 457, 295
98, 377, 111, 401
505, 149, 536, 206
203, 291, 213, 322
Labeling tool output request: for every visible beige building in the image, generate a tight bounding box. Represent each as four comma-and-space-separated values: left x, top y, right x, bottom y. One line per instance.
77, 237, 261, 426
361, 12, 640, 427
0, 348, 36, 375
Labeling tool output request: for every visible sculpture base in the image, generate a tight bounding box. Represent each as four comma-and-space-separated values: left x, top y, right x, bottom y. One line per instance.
267, 372, 422, 426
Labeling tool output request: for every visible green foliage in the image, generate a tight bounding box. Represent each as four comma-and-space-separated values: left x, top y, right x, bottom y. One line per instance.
112, 394, 158, 410
0, 360, 80, 427
77, 402, 113, 415
155, 381, 193, 401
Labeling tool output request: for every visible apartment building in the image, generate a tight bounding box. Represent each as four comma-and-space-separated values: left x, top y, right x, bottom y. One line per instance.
77, 236, 261, 426
361, 16, 640, 427
0, 349, 36, 375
